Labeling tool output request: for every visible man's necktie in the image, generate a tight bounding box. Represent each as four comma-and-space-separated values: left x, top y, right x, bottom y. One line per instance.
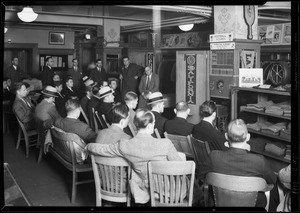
146, 76, 150, 90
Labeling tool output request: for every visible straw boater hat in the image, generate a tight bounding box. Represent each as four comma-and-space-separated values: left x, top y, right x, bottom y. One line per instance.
147, 92, 166, 105
98, 86, 114, 99
41, 86, 58, 98
83, 76, 97, 87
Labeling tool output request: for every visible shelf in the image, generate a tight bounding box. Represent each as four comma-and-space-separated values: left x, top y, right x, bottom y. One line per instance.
241, 109, 291, 120
248, 129, 291, 143
231, 86, 290, 96
250, 149, 290, 164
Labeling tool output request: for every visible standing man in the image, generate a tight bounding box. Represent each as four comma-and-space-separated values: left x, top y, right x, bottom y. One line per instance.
138, 66, 159, 109
89, 59, 107, 86
5, 57, 31, 87
42, 57, 55, 87
119, 56, 143, 98
67, 58, 84, 99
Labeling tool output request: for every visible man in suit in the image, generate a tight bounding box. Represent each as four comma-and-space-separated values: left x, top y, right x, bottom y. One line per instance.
62, 75, 78, 100
192, 100, 228, 151
5, 57, 31, 88
81, 77, 97, 116
52, 98, 97, 144
42, 57, 55, 87
138, 66, 159, 109
85, 108, 182, 205
96, 103, 132, 144
53, 81, 67, 118
35, 86, 61, 123
96, 86, 115, 124
87, 86, 101, 128
109, 78, 122, 104
13, 82, 36, 130
165, 101, 194, 136
119, 56, 143, 98
67, 58, 84, 99
200, 119, 276, 208
148, 92, 168, 137
89, 58, 107, 86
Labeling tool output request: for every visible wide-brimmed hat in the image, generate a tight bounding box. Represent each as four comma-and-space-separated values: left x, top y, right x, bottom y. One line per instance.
278, 164, 291, 189
41, 86, 58, 98
98, 86, 114, 99
147, 92, 166, 105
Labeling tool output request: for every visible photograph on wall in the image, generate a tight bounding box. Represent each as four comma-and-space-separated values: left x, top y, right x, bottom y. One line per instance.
273, 31, 281, 43
49, 32, 65, 45
239, 68, 263, 88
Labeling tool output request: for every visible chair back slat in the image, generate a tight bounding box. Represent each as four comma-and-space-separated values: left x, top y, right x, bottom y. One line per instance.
95, 111, 108, 129
80, 107, 90, 126
148, 161, 195, 207
154, 128, 161, 138
205, 172, 270, 207
101, 114, 110, 127
91, 155, 132, 206
91, 108, 99, 132
128, 123, 137, 137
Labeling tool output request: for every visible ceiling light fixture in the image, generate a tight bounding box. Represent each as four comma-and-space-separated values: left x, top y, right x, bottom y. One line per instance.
17, 6, 38, 22
178, 24, 194, 32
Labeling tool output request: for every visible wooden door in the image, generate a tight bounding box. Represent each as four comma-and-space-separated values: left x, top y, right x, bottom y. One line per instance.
176, 50, 210, 124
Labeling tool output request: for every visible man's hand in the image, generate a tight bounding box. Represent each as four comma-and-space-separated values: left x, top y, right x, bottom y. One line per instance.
119, 74, 123, 80
134, 75, 138, 80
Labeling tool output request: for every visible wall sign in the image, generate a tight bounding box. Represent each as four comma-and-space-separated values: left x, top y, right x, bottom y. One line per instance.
146, 52, 154, 72
210, 42, 235, 50
185, 54, 197, 104
209, 33, 233, 42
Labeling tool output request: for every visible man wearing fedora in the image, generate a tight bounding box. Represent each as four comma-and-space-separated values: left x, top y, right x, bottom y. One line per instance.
138, 66, 159, 109
97, 86, 115, 124
35, 86, 61, 123
148, 92, 168, 137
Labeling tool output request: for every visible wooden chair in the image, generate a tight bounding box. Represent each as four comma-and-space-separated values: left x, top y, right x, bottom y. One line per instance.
190, 135, 210, 171
164, 133, 195, 160
154, 128, 161, 138
148, 161, 196, 207
79, 106, 90, 126
95, 111, 109, 129
15, 115, 39, 158
49, 126, 94, 203
204, 172, 274, 207
91, 108, 99, 132
91, 155, 132, 206
101, 114, 110, 127
127, 122, 137, 137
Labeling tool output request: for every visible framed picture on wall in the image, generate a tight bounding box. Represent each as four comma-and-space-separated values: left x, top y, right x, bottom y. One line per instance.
49, 32, 65, 45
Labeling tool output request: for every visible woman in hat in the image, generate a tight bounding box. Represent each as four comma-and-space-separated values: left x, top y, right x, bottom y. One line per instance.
96, 86, 115, 124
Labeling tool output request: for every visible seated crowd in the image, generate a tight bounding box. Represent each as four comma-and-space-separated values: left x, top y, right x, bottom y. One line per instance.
4, 73, 291, 210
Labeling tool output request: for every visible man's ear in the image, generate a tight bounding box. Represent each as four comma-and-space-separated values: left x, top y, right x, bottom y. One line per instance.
186, 108, 190, 115
245, 133, 250, 142
174, 108, 177, 114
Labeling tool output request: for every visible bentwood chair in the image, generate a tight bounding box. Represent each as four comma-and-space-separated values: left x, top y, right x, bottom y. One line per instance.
164, 133, 195, 160
91, 155, 132, 206
49, 126, 94, 203
154, 128, 161, 138
91, 108, 99, 132
14, 115, 39, 158
148, 161, 196, 207
95, 111, 109, 130
79, 106, 90, 126
204, 172, 274, 207
127, 122, 137, 137
190, 136, 211, 171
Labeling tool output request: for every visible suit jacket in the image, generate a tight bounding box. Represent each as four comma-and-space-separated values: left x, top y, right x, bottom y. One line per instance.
89, 67, 107, 85
192, 120, 228, 151
55, 93, 67, 118
54, 117, 97, 144
13, 96, 36, 130
95, 124, 131, 144
35, 99, 61, 122
5, 65, 31, 87
61, 86, 78, 100
152, 111, 168, 137
165, 117, 194, 136
138, 73, 159, 108
121, 63, 143, 97
200, 147, 277, 207
86, 133, 182, 203
41, 66, 54, 87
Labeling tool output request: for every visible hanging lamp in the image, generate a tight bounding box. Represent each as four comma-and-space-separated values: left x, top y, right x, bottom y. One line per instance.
17, 6, 38, 22
178, 24, 194, 32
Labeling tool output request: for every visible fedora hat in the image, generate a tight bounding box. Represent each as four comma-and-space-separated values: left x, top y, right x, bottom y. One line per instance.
147, 92, 166, 105
41, 86, 58, 98
84, 79, 97, 87
98, 86, 114, 99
